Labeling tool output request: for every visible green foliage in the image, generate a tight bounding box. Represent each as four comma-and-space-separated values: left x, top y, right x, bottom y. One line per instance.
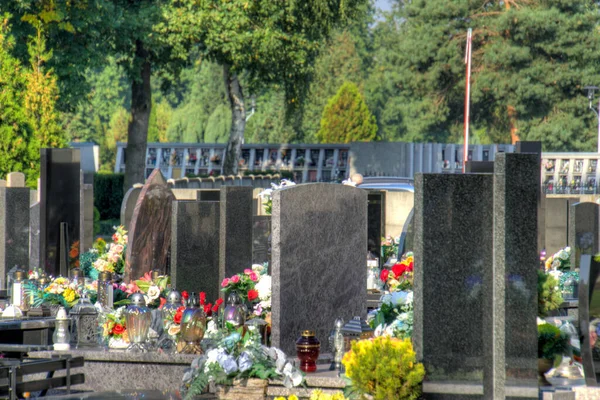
538, 270, 564, 317
204, 105, 232, 143
317, 81, 377, 143
342, 337, 424, 400
93, 207, 101, 236
538, 323, 569, 360
94, 173, 125, 220
80, 250, 99, 280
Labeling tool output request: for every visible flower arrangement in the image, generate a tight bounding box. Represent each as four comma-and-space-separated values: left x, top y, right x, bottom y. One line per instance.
538, 323, 569, 362
182, 327, 303, 399
69, 241, 80, 268
545, 247, 571, 272
198, 291, 224, 318
258, 179, 296, 215
381, 236, 398, 263
369, 291, 414, 339
380, 252, 414, 292
101, 306, 129, 348
164, 305, 186, 338
133, 272, 171, 308
342, 337, 425, 400
92, 226, 128, 275
40, 277, 80, 307
221, 264, 271, 320
538, 270, 564, 317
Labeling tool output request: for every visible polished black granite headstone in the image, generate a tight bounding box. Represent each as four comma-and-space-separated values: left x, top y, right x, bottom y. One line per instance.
252, 216, 271, 265
578, 254, 600, 386
271, 183, 367, 356
170, 201, 220, 301
40, 148, 81, 276
414, 173, 493, 393
219, 187, 253, 279
367, 192, 383, 260
487, 153, 538, 397
0, 187, 30, 285
545, 198, 579, 257
568, 202, 599, 269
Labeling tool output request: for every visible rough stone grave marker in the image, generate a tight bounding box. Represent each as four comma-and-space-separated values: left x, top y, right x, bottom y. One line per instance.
124, 169, 175, 282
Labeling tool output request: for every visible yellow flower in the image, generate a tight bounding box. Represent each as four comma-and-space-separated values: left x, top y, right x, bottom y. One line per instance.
63, 288, 76, 303
288, 396, 299, 400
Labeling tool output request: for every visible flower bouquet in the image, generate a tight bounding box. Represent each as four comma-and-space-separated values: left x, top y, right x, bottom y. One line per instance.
221, 264, 271, 321
380, 252, 414, 292
545, 247, 572, 273
38, 277, 80, 308
101, 306, 129, 349
257, 180, 296, 215
369, 291, 414, 339
90, 226, 128, 278
182, 327, 303, 399
133, 272, 171, 309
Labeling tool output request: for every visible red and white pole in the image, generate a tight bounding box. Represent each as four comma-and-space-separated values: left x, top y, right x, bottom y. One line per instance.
463, 28, 473, 173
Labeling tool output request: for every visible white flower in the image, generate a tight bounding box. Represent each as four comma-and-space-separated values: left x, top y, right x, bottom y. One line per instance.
342, 179, 356, 187
279, 179, 296, 187
147, 285, 161, 301
259, 299, 271, 310
252, 264, 265, 274
255, 275, 272, 301
282, 362, 303, 388
144, 295, 150, 305
258, 188, 273, 199
552, 259, 560, 269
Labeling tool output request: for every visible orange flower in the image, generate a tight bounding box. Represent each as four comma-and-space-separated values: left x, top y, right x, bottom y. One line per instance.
69, 248, 79, 259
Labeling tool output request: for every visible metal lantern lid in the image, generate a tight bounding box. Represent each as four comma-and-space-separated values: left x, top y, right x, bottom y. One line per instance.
341, 316, 373, 338
13, 270, 25, 282
227, 291, 242, 306
70, 294, 97, 317
167, 290, 181, 305
129, 293, 147, 308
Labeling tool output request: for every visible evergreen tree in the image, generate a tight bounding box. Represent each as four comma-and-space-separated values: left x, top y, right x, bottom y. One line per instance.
0, 15, 38, 186
317, 81, 377, 143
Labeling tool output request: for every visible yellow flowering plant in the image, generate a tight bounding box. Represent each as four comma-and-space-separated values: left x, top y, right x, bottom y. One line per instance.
342, 337, 425, 400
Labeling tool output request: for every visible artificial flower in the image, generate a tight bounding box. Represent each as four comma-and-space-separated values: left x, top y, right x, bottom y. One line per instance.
249, 272, 258, 282
231, 275, 240, 284
199, 292, 206, 305
255, 275, 271, 301
244, 269, 253, 275
248, 289, 259, 301
221, 278, 230, 287
63, 288, 76, 303
238, 351, 253, 372
380, 269, 389, 282
174, 310, 183, 325
168, 325, 181, 336
252, 264, 264, 274
112, 324, 125, 335
181, 290, 189, 300
147, 285, 161, 301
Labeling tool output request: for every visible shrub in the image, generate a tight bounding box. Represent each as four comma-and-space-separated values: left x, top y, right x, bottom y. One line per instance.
342, 337, 425, 400
538, 270, 564, 317
538, 323, 569, 361
94, 173, 124, 220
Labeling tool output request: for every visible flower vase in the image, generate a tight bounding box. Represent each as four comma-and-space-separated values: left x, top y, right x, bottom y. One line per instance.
538, 358, 553, 386
212, 378, 267, 400
108, 337, 129, 349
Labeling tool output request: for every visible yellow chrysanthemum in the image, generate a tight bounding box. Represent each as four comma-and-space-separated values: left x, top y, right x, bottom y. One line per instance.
63, 288, 76, 303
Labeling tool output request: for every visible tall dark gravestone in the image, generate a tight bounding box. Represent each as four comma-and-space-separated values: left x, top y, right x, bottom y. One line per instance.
40, 149, 81, 276
219, 186, 253, 279
80, 172, 94, 252
367, 192, 383, 259
578, 254, 600, 386
252, 216, 271, 265
271, 183, 367, 356
171, 201, 221, 302
29, 202, 40, 271
0, 179, 30, 286
124, 169, 175, 282
414, 174, 493, 396
568, 202, 600, 270
487, 153, 538, 398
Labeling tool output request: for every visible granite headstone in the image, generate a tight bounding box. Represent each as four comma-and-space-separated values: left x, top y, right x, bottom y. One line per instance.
568, 202, 599, 270
367, 192, 383, 261
120, 184, 143, 231
271, 183, 367, 356
40, 148, 81, 276
578, 254, 600, 386
0, 185, 30, 286
80, 171, 94, 252
486, 153, 538, 398
170, 201, 220, 301
414, 173, 493, 391
29, 202, 40, 271
124, 169, 175, 282
218, 187, 253, 279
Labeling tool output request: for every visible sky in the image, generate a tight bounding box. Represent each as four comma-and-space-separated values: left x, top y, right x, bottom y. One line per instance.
375, 0, 392, 12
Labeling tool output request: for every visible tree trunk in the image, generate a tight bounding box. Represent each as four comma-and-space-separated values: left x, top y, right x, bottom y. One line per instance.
124, 40, 152, 192
222, 64, 246, 176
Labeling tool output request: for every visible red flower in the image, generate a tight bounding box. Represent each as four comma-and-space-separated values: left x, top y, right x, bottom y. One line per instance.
380, 269, 389, 282
215, 298, 224, 307
177, 306, 186, 313
407, 261, 414, 272
392, 263, 407, 278
181, 291, 189, 300
159, 297, 167, 309
199, 292, 206, 306
112, 234, 118, 242
173, 310, 183, 325
247, 289, 259, 301
212, 304, 220, 313
203, 304, 212, 316
112, 324, 125, 335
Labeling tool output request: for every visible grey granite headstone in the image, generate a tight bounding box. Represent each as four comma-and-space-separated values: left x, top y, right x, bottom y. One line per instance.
414, 173, 493, 391
120, 185, 143, 231
80, 171, 94, 252
578, 254, 600, 386
486, 153, 538, 397
252, 216, 271, 265
30, 190, 38, 206
124, 169, 175, 282
40, 148, 81, 276
29, 202, 40, 270
271, 183, 367, 356
7, 172, 25, 188
218, 186, 253, 279
0, 187, 30, 287
568, 202, 599, 269
545, 198, 579, 257
170, 201, 220, 301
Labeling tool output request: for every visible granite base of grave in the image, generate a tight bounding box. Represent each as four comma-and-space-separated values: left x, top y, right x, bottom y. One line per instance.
29, 350, 346, 398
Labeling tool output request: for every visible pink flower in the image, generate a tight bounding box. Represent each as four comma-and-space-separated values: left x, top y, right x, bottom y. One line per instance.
221, 278, 230, 287
125, 282, 140, 295
139, 272, 153, 282
249, 272, 258, 282
231, 275, 240, 284
244, 269, 252, 275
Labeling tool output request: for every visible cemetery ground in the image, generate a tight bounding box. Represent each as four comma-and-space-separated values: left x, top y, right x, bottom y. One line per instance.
1, 148, 600, 399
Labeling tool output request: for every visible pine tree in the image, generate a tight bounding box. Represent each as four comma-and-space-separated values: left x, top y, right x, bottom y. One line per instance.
317, 81, 377, 143
0, 15, 38, 186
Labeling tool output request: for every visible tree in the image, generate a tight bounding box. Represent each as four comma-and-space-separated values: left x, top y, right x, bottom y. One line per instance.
367, 0, 600, 150
0, 15, 38, 186
317, 81, 377, 143
167, 0, 368, 174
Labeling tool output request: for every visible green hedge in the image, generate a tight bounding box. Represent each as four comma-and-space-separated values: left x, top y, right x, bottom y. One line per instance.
94, 173, 124, 220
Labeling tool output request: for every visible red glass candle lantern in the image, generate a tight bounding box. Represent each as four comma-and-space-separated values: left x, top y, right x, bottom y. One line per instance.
296, 330, 320, 373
